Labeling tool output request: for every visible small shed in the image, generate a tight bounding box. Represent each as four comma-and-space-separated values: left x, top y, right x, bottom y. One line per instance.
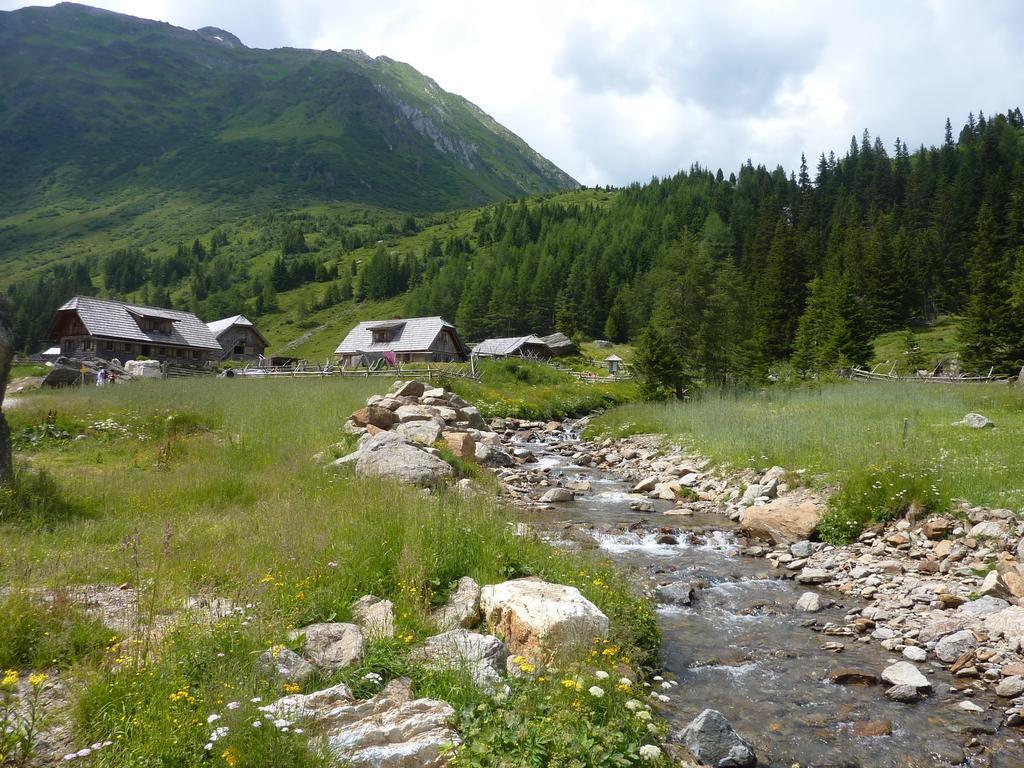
206, 314, 269, 361
471, 335, 552, 358
538, 332, 577, 357
604, 354, 623, 375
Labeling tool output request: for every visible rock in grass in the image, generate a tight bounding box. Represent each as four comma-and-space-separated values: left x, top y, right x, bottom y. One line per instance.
881, 661, 931, 691
479, 577, 608, 659
269, 677, 458, 766
680, 708, 757, 768
351, 595, 395, 639
432, 576, 482, 632
960, 413, 993, 429
355, 431, 453, 486
409, 629, 508, 688
289, 622, 365, 672
259, 646, 314, 683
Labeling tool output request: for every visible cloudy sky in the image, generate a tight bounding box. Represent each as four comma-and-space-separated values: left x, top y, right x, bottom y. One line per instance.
4, 1, 1024, 186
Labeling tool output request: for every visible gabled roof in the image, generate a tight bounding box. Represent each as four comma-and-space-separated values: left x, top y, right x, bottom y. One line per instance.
539, 332, 577, 351
604, 354, 624, 362
49, 296, 222, 350
471, 335, 549, 357
206, 314, 270, 347
334, 316, 466, 355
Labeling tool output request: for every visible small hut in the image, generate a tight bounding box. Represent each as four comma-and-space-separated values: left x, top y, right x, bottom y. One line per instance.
604, 354, 623, 375
471, 335, 552, 358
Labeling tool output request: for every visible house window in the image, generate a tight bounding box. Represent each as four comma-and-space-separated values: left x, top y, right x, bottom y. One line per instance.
192, 351, 200, 359
371, 329, 393, 344
234, 342, 245, 354
105, 340, 114, 351
141, 345, 151, 356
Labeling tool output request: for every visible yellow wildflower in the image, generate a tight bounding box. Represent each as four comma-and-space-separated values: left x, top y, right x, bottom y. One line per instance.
221, 747, 238, 766
2, 669, 18, 687
28, 672, 48, 687
282, 682, 301, 694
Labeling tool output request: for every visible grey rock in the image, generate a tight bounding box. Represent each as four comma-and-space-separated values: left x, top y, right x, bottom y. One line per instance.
258, 647, 314, 683
789, 540, 813, 559
392, 380, 426, 398
960, 596, 1010, 616
795, 592, 823, 612
680, 708, 757, 768
269, 677, 458, 767
351, 595, 396, 639
961, 413, 993, 429
656, 581, 695, 606
410, 629, 508, 688
881, 661, 931, 690
539, 487, 574, 503
740, 484, 763, 506
969, 521, 1010, 539
289, 622, 365, 671
432, 576, 482, 632
395, 419, 444, 446
996, 675, 1024, 698
902, 646, 928, 662
796, 568, 830, 584
355, 431, 453, 486
885, 684, 922, 703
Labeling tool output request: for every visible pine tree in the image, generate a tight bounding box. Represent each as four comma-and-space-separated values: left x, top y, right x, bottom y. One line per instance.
960, 203, 1012, 371
632, 324, 688, 399
603, 288, 631, 342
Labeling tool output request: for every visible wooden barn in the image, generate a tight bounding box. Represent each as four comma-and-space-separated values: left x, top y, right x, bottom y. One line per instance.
206, 314, 269, 361
47, 296, 222, 364
334, 317, 468, 367
471, 335, 552, 358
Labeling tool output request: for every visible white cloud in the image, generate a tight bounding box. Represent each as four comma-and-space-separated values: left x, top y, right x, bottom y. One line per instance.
3, 0, 1024, 186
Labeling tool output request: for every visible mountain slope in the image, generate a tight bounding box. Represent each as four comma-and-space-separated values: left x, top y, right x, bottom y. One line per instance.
0, 2, 577, 225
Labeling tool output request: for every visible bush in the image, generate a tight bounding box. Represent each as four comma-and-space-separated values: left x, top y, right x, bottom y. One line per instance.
818, 461, 946, 544
0, 467, 78, 528
0, 592, 112, 670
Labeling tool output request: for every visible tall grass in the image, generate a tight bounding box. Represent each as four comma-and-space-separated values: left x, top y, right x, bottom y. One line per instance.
589, 382, 1024, 511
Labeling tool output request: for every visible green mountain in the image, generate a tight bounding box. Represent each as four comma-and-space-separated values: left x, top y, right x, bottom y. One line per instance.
0, 2, 577, 257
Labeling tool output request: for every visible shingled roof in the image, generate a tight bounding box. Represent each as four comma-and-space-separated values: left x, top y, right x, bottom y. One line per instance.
49, 296, 222, 350
471, 335, 550, 357
206, 314, 269, 346
334, 316, 466, 355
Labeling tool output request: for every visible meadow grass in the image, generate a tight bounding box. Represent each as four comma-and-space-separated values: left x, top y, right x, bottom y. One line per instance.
447, 359, 638, 421
589, 382, 1024, 515
2, 377, 663, 766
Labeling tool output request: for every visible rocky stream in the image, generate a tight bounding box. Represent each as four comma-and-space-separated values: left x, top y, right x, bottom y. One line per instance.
488, 416, 1024, 768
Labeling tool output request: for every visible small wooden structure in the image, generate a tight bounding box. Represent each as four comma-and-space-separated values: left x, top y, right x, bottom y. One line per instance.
539, 332, 577, 357
334, 316, 468, 368
472, 335, 552, 358
47, 296, 221, 365
206, 314, 269, 361
604, 354, 623, 375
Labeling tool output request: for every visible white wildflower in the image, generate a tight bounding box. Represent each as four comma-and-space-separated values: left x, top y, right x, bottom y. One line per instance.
594, 670, 609, 680
226, 701, 240, 710
588, 686, 605, 698
207, 714, 221, 724
639, 744, 662, 761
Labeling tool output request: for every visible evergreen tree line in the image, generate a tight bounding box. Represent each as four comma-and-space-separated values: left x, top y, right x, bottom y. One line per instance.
403, 109, 1024, 380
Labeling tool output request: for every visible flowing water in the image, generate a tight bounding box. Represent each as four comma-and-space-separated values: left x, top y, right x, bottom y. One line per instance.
510, 430, 1024, 768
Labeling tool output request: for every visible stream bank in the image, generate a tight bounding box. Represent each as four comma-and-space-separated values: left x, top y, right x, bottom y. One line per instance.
489, 416, 1024, 767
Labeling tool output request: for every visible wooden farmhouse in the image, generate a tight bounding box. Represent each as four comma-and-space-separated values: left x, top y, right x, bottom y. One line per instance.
206, 314, 269, 361
334, 316, 468, 367
472, 335, 553, 358
47, 296, 222, 364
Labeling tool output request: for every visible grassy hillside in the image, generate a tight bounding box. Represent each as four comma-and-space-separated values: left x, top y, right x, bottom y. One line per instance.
0, 2, 577, 279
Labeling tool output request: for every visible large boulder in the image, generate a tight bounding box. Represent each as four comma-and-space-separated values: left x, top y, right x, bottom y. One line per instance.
475, 443, 516, 467
432, 576, 481, 631
968, 520, 1010, 539
289, 622, 365, 672
351, 406, 399, 430
656, 581, 695, 607
355, 432, 453, 486
479, 577, 609, 658
409, 629, 508, 687
269, 677, 458, 767
740, 494, 823, 545
458, 406, 487, 430
258, 646, 314, 683
680, 709, 757, 767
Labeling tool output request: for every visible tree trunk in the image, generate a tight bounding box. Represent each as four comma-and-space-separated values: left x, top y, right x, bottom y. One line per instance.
0, 297, 14, 484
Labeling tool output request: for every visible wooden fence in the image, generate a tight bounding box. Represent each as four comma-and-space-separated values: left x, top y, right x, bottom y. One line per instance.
229, 361, 479, 382
848, 363, 1010, 384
